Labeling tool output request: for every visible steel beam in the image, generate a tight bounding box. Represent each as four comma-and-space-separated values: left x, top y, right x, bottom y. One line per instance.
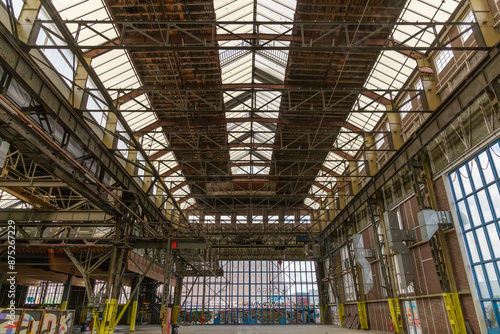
0, 179, 68, 187
0, 210, 114, 223
31, 20, 486, 52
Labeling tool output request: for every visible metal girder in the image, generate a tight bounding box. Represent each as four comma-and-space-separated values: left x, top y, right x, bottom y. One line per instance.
0, 210, 114, 223
320, 44, 500, 241
31, 20, 487, 52
135, 239, 207, 249
104, 86, 424, 92
0, 179, 68, 187
136, 117, 363, 133
0, 95, 116, 214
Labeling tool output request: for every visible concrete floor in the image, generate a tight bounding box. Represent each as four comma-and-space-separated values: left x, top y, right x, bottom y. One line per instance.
102, 324, 389, 334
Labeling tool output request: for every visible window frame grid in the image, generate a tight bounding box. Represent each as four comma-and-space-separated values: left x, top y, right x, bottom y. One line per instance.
179, 260, 320, 325
449, 139, 500, 331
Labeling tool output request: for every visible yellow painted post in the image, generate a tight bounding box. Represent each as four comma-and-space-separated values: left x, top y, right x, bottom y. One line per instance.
357, 301, 369, 329
172, 306, 180, 324
97, 299, 109, 334
338, 303, 345, 326
129, 300, 138, 331
337, 178, 347, 210
92, 309, 98, 334
80, 306, 88, 323
99, 298, 118, 334
60, 275, 72, 310
388, 298, 404, 333
364, 134, 379, 176
416, 58, 440, 111
386, 109, 404, 150
107, 299, 119, 334
17, 0, 41, 43
469, 0, 500, 46
348, 161, 360, 196
442, 293, 467, 334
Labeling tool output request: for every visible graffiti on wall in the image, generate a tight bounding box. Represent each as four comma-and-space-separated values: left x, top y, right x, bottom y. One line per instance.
0, 309, 74, 334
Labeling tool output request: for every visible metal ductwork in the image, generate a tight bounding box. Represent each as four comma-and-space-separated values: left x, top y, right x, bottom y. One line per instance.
0, 139, 9, 168
417, 210, 452, 242
352, 234, 374, 293
384, 211, 415, 289
305, 243, 322, 258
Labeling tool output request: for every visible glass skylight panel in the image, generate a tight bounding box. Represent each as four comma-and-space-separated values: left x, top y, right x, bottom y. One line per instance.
139, 132, 166, 157
303, 197, 320, 210
315, 170, 337, 193
165, 174, 184, 190
255, 91, 281, 118
323, 152, 348, 175
46, 0, 190, 206
53, 0, 119, 48
393, 0, 461, 47
316, 174, 337, 186
226, 110, 251, 118
0, 191, 21, 209
309, 185, 327, 200
257, 0, 295, 34
347, 51, 415, 134
215, 0, 253, 30
365, 51, 417, 92
173, 185, 190, 198
347, 107, 385, 133
121, 97, 157, 133
255, 54, 286, 82
216, 0, 295, 176
221, 53, 253, 83
91, 50, 141, 100
180, 198, 196, 210
336, 129, 364, 157
153, 151, 176, 171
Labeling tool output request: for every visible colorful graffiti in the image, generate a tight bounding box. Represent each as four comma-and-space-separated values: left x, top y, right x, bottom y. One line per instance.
0, 309, 74, 334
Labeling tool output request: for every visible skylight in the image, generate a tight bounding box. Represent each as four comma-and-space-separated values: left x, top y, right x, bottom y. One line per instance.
305, 0, 462, 209
48, 0, 194, 210
215, 0, 296, 176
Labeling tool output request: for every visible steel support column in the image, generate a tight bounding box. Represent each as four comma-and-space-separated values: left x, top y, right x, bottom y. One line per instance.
60, 274, 73, 310
469, 0, 500, 46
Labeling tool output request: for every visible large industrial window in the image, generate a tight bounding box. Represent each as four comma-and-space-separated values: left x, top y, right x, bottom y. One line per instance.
36, 7, 77, 87
459, 11, 476, 42
92, 280, 131, 305
180, 260, 320, 325
449, 139, 500, 333
434, 49, 454, 74
25, 281, 64, 305
0, 0, 24, 19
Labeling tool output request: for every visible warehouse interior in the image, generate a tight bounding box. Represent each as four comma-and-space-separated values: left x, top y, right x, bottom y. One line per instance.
0, 0, 500, 333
